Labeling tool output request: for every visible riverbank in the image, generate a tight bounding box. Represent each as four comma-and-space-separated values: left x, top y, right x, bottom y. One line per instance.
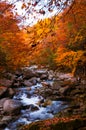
0, 65, 86, 130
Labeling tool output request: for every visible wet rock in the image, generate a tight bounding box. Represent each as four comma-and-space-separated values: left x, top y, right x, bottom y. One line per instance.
7, 88, 15, 97
59, 86, 69, 95
48, 70, 55, 80
22, 104, 39, 111
52, 81, 61, 90
36, 69, 48, 77
45, 89, 53, 96
0, 98, 9, 107
0, 121, 7, 129
13, 81, 21, 87
28, 77, 37, 85
30, 104, 39, 111
42, 100, 52, 107
0, 98, 9, 115
26, 87, 31, 91
23, 69, 38, 79
0, 116, 12, 128
3, 99, 22, 114
15, 70, 23, 77
23, 80, 32, 87
17, 75, 23, 81
41, 81, 51, 88
40, 74, 48, 80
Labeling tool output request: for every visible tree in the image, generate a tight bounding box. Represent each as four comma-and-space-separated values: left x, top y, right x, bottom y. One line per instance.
0, 0, 74, 26
0, 1, 30, 72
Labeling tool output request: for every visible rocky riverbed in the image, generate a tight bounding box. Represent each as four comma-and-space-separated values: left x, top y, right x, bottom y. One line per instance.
0, 65, 86, 130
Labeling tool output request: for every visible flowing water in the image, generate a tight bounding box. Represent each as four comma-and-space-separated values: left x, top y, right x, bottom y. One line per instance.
5, 82, 68, 130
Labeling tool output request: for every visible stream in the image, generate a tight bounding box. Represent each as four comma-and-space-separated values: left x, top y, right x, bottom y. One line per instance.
4, 82, 68, 130
3, 67, 69, 130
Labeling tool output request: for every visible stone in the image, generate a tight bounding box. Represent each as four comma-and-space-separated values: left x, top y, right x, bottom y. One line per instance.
41, 81, 51, 88
13, 81, 20, 87
0, 98, 9, 115
4, 73, 16, 81
40, 74, 48, 80
59, 86, 69, 95
3, 99, 22, 114
36, 69, 48, 77
23, 80, 32, 87
28, 77, 37, 85
30, 104, 39, 111
8, 88, 15, 97
23, 69, 38, 79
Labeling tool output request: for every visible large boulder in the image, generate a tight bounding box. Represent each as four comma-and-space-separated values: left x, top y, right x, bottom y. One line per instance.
0, 116, 12, 129
3, 99, 22, 114
0, 98, 9, 115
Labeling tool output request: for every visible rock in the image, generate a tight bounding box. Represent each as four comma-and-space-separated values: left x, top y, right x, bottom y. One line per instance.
41, 81, 51, 88
17, 75, 23, 81
3, 99, 22, 114
1, 115, 12, 123
48, 70, 55, 80
0, 121, 7, 129
23, 69, 38, 79
22, 104, 39, 111
42, 99, 52, 107
45, 89, 53, 96
15, 70, 23, 77
0, 98, 9, 115
30, 104, 39, 111
26, 87, 31, 91
0, 98, 9, 107
7, 88, 15, 97
0, 78, 13, 87
28, 65, 38, 70
4, 73, 16, 81
40, 74, 48, 80
52, 81, 61, 90
36, 69, 48, 77
0, 86, 8, 98
28, 77, 37, 85
55, 73, 73, 81
23, 80, 32, 87
13, 81, 21, 87
59, 86, 69, 95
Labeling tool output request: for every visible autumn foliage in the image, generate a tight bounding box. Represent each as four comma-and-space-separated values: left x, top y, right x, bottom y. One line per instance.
0, 0, 86, 78
25, 0, 86, 77
0, 2, 30, 72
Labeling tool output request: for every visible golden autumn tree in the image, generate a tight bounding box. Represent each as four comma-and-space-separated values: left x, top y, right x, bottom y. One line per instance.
55, 0, 86, 77
0, 1, 30, 72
